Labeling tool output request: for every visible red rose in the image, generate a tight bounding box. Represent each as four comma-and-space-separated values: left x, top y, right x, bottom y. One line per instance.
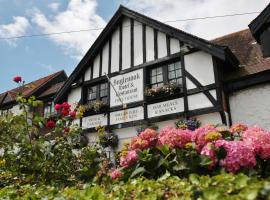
64, 127, 70, 134
69, 111, 76, 118
61, 102, 71, 110
46, 120, 55, 129
13, 76, 22, 83
61, 109, 69, 116
54, 104, 62, 111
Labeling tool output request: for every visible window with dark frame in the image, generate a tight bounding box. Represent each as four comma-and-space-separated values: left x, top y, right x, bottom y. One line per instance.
148, 60, 182, 89
44, 102, 56, 118
87, 83, 108, 104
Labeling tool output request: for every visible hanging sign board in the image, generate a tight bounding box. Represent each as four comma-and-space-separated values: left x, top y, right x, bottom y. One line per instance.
110, 69, 144, 107
110, 106, 144, 125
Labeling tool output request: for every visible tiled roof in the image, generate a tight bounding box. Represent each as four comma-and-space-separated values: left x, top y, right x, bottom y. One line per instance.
0, 70, 65, 105
38, 82, 65, 98
212, 29, 270, 81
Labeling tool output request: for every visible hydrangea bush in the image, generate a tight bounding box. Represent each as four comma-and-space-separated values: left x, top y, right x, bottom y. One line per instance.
111, 123, 270, 180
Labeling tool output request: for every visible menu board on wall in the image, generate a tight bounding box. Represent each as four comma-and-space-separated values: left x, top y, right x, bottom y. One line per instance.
110, 69, 144, 107
110, 106, 144, 125
147, 98, 184, 118
82, 114, 108, 129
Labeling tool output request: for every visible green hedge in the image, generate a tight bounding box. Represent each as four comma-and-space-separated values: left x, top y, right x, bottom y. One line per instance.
1, 173, 270, 200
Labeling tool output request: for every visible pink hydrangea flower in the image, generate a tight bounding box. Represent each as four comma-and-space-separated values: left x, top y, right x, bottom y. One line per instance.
120, 150, 138, 168
242, 126, 270, 160
130, 136, 150, 151
157, 126, 192, 148
139, 128, 158, 143
215, 140, 256, 173
200, 143, 218, 168
230, 123, 248, 133
192, 124, 218, 151
109, 168, 123, 180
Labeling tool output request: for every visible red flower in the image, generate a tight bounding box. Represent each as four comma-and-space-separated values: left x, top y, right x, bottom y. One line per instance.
69, 111, 76, 118
46, 120, 55, 129
54, 104, 62, 111
64, 127, 70, 134
61, 102, 71, 110
13, 76, 22, 83
61, 109, 69, 116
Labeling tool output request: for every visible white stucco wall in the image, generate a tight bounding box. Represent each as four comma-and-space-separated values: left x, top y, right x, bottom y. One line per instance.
9, 105, 22, 115
67, 87, 81, 105
230, 83, 270, 129
184, 51, 215, 86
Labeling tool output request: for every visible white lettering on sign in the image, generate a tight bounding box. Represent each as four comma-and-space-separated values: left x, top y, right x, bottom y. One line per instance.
110, 107, 144, 125
147, 98, 184, 118
110, 69, 143, 107
82, 114, 108, 129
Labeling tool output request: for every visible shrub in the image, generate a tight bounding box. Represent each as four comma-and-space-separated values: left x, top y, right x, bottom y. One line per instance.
113, 124, 270, 181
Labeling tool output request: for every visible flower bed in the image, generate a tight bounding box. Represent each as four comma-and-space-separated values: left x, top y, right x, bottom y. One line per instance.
113, 123, 270, 180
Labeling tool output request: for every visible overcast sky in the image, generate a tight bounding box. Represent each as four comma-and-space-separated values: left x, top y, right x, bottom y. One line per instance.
0, 0, 269, 93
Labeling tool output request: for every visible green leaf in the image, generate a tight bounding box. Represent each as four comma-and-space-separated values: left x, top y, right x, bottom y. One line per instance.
200, 155, 213, 166
130, 167, 146, 178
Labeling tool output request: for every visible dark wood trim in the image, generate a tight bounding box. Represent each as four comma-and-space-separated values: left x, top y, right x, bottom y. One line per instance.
108, 37, 112, 74
219, 111, 227, 125
119, 22, 123, 71
99, 50, 103, 77
142, 24, 146, 63
166, 35, 171, 56
90, 62, 94, 80
187, 84, 216, 95
212, 57, 223, 109
188, 105, 222, 117
130, 18, 134, 67
109, 101, 143, 112
225, 69, 270, 93
181, 54, 188, 117
185, 70, 217, 106
154, 29, 158, 59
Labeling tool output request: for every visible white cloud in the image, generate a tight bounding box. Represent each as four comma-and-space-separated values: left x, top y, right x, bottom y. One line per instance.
123, 0, 269, 40
32, 0, 106, 59
48, 2, 60, 12
0, 16, 30, 46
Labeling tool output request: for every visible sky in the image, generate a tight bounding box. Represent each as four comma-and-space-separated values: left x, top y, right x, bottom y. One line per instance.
0, 0, 269, 93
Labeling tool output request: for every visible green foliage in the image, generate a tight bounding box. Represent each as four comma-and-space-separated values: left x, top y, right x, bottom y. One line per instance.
0, 173, 270, 199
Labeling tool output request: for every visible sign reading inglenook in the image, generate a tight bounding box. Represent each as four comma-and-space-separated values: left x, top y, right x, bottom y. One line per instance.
110, 69, 143, 107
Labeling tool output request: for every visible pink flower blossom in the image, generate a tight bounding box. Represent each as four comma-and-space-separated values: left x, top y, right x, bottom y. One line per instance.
109, 168, 123, 180
242, 126, 270, 160
230, 123, 248, 133
120, 150, 138, 168
200, 143, 217, 168
139, 128, 158, 142
130, 136, 150, 150
215, 140, 256, 173
192, 124, 218, 151
157, 126, 192, 148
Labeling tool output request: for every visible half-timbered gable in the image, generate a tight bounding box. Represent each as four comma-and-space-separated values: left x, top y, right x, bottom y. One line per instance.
56, 6, 238, 147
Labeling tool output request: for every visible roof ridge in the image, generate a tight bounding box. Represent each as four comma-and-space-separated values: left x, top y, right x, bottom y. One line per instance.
0, 70, 64, 96
211, 29, 250, 42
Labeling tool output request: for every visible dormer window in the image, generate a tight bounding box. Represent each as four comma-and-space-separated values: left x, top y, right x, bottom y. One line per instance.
87, 83, 108, 104
148, 61, 182, 89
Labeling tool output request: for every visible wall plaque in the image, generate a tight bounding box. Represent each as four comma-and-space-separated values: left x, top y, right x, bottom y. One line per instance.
147, 98, 184, 118
110, 106, 144, 125
110, 69, 143, 107
82, 114, 107, 129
